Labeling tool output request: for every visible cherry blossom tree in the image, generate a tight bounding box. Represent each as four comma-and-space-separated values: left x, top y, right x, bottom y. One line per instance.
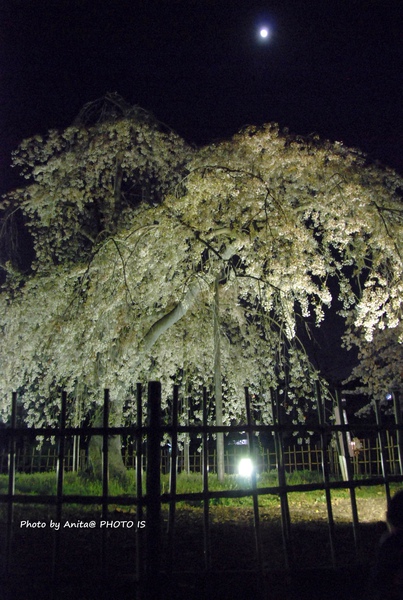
1, 95, 402, 478
345, 323, 403, 415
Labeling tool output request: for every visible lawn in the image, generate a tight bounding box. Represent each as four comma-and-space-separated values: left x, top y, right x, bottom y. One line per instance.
0, 469, 396, 544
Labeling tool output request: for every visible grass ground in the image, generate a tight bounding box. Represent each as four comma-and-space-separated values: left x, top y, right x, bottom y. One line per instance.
0, 468, 398, 502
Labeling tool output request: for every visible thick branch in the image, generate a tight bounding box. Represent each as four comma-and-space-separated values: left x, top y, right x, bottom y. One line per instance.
141, 281, 204, 354
121, 239, 240, 366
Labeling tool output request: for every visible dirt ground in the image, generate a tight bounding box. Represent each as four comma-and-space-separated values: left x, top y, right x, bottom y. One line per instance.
287, 494, 387, 524
170, 495, 388, 571
0, 495, 390, 600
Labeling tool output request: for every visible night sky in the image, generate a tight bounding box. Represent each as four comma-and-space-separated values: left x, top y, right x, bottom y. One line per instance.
1, 0, 402, 198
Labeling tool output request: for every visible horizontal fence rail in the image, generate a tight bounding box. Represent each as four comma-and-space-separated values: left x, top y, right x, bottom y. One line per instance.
0, 382, 402, 599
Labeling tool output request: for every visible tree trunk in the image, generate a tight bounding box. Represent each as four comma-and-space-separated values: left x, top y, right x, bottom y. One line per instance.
183, 394, 190, 474
333, 405, 349, 482
214, 277, 225, 482
88, 407, 128, 484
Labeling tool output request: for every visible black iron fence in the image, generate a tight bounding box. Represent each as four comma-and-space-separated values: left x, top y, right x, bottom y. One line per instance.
2, 431, 402, 477
3, 434, 403, 479
1, 382, 403, 599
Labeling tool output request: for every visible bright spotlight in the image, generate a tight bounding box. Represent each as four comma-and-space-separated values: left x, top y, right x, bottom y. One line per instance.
238, 457, 253, 478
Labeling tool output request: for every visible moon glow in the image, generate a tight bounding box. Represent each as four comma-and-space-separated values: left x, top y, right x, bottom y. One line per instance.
260, 28, 269, 38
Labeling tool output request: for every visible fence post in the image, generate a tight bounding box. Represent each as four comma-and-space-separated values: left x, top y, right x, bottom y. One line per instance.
270, 388, 293, 568
335, 389, 360, 551
374, 397, 391, 504
315, 382, 336, 566
202, 387, 211, 571
146, 381, 162, 598
101, 389, 110, 576
136, 383, 144, 583
245, 388, 263, 576
392, 391, 403, 475
52, 390, 67, 582
5, 391, 17, 575
167, 385, 179, 571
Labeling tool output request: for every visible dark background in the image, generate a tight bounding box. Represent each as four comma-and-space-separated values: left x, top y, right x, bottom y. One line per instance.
1, 0, 402, 196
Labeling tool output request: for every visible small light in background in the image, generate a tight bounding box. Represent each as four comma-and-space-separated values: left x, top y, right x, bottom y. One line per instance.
238, 457, 254, 478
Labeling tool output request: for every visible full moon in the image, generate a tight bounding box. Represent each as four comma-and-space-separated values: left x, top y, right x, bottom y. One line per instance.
260, 27, 269, 39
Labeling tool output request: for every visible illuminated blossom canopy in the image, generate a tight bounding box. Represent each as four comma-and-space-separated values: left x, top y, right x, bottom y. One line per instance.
345, 323, 403, 413
1, 95, 402, 426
